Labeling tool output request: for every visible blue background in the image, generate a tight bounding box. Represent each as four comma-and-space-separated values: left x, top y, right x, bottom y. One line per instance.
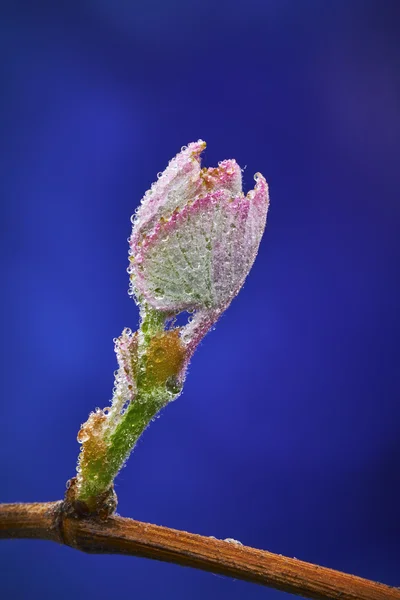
1, 1, 399, 598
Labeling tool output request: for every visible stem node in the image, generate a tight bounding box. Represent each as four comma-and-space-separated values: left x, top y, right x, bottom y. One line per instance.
64, 477, 118, 519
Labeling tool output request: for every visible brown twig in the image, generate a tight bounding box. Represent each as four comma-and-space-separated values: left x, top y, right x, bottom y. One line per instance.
0, 501, 398, 600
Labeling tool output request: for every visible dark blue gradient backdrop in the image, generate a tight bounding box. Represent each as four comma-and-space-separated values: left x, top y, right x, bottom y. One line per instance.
1, 1, 399, 598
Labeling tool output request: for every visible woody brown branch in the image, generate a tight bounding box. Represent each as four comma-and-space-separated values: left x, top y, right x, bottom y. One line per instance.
1, 501, 399, 600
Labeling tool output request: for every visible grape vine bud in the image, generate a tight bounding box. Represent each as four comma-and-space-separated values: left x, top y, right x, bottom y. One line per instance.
74, 141, 270, 507
129, 141, 269, 326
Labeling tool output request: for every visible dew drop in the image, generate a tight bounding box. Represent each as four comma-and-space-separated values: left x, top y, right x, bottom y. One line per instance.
166, 375, 182, 396
77, 429, 89, 444
153, 347, 166, 363
224, 538, 243, 546
154, 287, 164, 300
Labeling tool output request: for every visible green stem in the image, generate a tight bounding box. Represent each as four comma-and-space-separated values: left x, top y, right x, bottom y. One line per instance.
76, 305, 171, 502
78, 393, 167, 500
139, 303, 167, 346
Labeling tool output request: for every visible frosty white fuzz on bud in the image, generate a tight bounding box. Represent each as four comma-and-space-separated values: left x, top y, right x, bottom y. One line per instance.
129, 141, 269, 326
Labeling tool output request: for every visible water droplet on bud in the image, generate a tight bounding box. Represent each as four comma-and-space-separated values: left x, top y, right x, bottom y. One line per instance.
153, 347, 166, 363
77, 429, 89, 444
